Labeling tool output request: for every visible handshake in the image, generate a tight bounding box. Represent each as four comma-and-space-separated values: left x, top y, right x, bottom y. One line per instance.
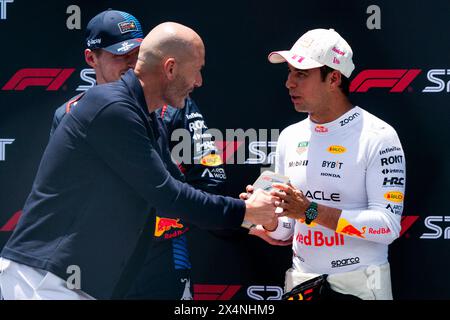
239, 171, 312, 231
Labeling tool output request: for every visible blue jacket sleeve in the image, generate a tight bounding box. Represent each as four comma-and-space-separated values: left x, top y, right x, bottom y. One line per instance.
50, 105, 67, 137
86, 102, 245, 230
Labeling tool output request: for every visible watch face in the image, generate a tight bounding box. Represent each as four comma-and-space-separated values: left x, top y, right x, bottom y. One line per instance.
305, 207, 318, 224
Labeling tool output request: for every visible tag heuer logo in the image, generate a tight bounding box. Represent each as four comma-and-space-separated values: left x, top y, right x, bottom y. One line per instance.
296, 141, 309, 155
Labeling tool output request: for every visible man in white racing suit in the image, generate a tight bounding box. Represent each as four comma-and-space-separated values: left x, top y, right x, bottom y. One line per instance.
253, 28, 405, 300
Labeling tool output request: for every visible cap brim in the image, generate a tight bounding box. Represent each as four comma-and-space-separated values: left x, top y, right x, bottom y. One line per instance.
268, 50, 324, 70
103, 38, 143, 55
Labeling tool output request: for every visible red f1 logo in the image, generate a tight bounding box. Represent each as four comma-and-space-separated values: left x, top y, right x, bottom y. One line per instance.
2, 68, 75, 91
400, 215, 420, 237
350, 69, 421, 93
193, 284, 241, 300
0, 210, 21, 232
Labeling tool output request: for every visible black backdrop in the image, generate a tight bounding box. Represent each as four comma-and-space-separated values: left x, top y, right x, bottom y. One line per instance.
1, 0, 449, 300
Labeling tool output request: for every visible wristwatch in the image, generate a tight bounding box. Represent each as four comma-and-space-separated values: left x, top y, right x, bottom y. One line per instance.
241, 220, 256, 230
304, 202, 318, 225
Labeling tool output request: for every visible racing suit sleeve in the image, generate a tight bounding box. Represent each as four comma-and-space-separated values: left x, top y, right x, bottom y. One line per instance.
163, 98, 226, 194
86, 101, 245, 230
267, 130, 295, 240
335, 126, 406, 244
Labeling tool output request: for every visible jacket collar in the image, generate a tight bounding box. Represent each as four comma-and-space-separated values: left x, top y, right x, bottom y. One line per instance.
122, 69, 149, 118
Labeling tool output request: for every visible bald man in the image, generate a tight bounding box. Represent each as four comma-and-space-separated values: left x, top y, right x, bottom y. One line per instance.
0, 22, 279, 300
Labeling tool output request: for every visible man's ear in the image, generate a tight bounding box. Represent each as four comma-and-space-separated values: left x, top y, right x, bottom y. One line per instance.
328, 70, 342, 90
84, 49, 97, 68
163, 58, 176, 80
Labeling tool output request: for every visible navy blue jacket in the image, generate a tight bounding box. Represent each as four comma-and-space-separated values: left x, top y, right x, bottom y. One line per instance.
1, 70, 245, 299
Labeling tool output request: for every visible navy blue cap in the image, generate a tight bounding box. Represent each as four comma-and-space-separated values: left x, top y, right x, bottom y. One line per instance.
85, 9, 144, 55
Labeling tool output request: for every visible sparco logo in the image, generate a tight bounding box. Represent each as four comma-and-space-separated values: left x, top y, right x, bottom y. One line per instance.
381, 155, 403, 166
340, 112, 359, 126
331, 257, 360, 268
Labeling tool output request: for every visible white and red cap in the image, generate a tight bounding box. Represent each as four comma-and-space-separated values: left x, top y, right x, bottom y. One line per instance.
268, 28, 355, 78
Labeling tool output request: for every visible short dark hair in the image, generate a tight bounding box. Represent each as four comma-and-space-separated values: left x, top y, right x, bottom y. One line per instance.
92, 48, 104, 57
319, 65, 350, 96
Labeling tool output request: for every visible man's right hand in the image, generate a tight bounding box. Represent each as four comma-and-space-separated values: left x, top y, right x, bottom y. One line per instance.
239, 185, 254, 200
243, 189, 279, 226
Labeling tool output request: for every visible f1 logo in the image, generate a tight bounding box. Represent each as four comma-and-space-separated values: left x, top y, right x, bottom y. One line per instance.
0, 0, 13, 20
350, 69, 421, 93
2, 68, 75, 91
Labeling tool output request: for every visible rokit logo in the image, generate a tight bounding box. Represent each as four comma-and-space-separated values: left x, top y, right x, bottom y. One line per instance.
0, 138, 14, 161
382, 177, 405, 187
381, 155, 403, 166
420, 216, 450, 239
331, 257, 360, 268
2, 68, 75, 91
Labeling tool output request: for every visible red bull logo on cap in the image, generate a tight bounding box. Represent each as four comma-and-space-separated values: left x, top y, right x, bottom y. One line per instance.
154, 216, 184, 237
